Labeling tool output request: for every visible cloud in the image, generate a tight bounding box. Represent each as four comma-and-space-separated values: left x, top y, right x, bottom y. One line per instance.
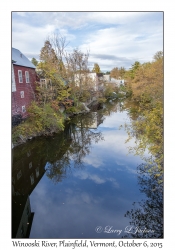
12, 21, 56, 58
106, 177, 119, 188
74, 171, 106, 184
91, 54, 129, 61
16, 12, 26, 17
12, 12, 163, 70
73, 169, 120, 188
84, 153, 104, 168
80, 22, 162, 69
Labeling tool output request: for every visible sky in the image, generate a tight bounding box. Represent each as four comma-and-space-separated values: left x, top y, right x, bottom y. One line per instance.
12, 11, 163, 72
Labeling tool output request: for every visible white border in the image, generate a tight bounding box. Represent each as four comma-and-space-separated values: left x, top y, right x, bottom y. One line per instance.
0, 1, 174, 249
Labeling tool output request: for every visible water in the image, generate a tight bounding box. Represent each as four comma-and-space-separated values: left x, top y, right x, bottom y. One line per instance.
12, 100, 163, 238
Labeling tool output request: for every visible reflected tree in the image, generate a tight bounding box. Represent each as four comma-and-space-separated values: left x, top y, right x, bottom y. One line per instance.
121, 81, 163, 238
45, 113, 104, 183
124, 161, 163, 238
13, 100, 122, 185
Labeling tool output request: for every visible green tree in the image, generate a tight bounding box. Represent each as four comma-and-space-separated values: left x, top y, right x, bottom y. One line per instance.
36, 40, 68, 106
40, 40, 58, 63
128, 61, 141, 79
92, 63, 101, 73
31, 57, 38, 66
119, 67, 126, 78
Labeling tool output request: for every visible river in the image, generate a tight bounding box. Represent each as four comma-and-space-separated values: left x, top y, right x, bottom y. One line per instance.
12, 99, 163, 239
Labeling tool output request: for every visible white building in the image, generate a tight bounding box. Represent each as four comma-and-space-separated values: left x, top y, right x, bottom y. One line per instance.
74, 72, 99, 91
103, 75, 125, 85
74, 73, 125, 91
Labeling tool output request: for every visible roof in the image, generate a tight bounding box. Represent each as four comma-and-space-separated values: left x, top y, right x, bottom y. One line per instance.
12, 48, 36, 69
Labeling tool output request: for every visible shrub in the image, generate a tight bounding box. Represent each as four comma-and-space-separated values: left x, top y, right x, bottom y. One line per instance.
12, 102, 65, 144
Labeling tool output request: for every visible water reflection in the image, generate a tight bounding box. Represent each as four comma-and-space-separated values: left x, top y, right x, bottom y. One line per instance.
123, 161, 163, 238
46, 113, 104, 183
12, 194, 34, 238
122, 98, 163, 238
12, 141, 46, 238
12, 110, 105, 237
12, 99, 163, 239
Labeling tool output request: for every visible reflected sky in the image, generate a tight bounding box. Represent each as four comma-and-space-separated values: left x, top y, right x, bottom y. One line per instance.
28, 108, 147, 238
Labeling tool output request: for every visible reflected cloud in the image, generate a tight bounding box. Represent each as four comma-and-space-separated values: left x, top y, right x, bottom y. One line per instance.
84, 153, 104, 168
106, 178, 119, 188
74, 170, 120, 188
74, 171, 106, 184
13, 99, 153, 238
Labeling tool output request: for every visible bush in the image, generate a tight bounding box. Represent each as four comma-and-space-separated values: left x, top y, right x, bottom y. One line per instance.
97, 97, 107, 103
27, 102, 64, 132
12, 102, 65, 144
65, 106, 78, 114
104, 84, 117, 98
79, 90, 91, 102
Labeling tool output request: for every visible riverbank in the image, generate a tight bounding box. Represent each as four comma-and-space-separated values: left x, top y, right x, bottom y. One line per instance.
12, 99, 103, 148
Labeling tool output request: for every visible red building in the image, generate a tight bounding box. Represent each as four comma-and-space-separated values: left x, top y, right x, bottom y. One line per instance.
12, 48, 37, 124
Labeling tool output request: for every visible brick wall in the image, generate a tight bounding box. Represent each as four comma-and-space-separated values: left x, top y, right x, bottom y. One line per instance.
12, 65, 37, 118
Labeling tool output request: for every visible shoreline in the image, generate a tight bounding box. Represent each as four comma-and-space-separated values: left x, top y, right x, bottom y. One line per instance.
12, 100, 103, 149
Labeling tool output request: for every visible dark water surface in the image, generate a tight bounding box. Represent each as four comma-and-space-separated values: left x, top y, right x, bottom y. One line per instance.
12, 100, 163, 238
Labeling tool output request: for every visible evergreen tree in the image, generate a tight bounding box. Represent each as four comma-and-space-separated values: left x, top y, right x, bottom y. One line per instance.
31, 57, 38, 66
92, 63, 101, 73
40, 40, 58, 65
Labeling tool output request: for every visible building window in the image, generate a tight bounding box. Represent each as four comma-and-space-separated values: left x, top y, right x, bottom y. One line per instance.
27, 151, 31, 157
22, 105, 26, 113
30, 173, 34, 185
20, 91, 24, 98
25, 71, 30, 83
40, 79, 47, 88
29, 162, 32, 169
18, 70, 23, 83
17, 170, 22, 180
35, 167, 39, 178
40, 79, 46, 83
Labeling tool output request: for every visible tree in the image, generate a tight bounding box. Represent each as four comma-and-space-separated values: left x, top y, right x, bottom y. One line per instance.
47, 34, 69, 79
65, 48, 91, 102
119, 67, 126, 78
124, 52, 163, 170
38, 35, 96, 108
124, 162, 163, 238
36, 40, 68, 106
129, 61, 141, 79
40, 40, 58, 67
92, 63, 101, 73
153, 51, 163, 61
110, 67, 120, 79
110, 67, 125, 79
31, 57, 38, 66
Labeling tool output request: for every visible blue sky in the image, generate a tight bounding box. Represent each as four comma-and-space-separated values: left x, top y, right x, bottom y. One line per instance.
12, 12, 163, 72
